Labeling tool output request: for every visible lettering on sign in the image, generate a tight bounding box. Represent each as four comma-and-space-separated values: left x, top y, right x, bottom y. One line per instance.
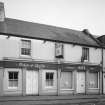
18, 63, 39, 69
78, 66, 85, 70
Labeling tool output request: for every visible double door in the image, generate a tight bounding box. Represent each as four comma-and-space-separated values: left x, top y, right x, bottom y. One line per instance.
26, 70, 38, 95
77, 72, 85, 93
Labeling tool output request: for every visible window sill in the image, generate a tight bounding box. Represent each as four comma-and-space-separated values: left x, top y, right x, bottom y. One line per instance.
45, 86, 55, 89
88, 88, 99, 90
60, 88, 74, 91
8, 87, 18, 90
20, 55, 32, 58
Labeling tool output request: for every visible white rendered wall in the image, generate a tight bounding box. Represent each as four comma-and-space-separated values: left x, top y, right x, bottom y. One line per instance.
64, 44, 82, 62
89, 48, 102, 64
32, 40, 55, 61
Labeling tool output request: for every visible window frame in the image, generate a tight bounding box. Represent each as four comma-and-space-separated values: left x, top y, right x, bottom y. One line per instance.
20, 39, 32, 57
8, 71, 19, 89
82, 47, 89, 62
60, 71, 73, 90
88, 71, 99, 89
45, 72, 54, 87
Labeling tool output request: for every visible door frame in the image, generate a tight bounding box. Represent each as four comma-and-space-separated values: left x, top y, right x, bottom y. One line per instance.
26, 70, 39, 95
76, 71, 86, 94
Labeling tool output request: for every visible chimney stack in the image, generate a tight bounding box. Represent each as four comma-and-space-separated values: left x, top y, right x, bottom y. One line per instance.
0, 2, 5, 22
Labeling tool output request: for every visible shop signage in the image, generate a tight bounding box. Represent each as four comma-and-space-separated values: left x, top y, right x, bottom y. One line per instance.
78, 65, 86, 70
1, 61, 58, 70
85, 65, 101, 71
62, 65, 76, 71
55, 42, 64, 58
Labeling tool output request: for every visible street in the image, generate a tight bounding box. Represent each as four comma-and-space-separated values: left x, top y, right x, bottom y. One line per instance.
0, 95, 105, 105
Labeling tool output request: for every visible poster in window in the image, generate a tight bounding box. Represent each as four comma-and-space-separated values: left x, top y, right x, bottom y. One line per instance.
55, 42, 64, 58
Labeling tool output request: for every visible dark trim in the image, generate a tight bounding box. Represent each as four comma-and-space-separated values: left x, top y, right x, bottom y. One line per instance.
0, 32, 102, 48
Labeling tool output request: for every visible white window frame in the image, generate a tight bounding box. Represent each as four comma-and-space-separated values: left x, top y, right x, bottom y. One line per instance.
82, 47, 89, 62
8, 71, 19, 89
44, 70, 56, 89
88, 71, 99, 89
20, 39, 32, 57
60, 71, 73, 90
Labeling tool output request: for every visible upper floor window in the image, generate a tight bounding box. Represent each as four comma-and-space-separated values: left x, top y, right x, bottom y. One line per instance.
82, 47, 89, 62
21, 40, 31, 56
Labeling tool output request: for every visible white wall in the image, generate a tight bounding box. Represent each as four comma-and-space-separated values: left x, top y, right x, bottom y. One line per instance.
0, 35, 20, 59
89, 48, 102, 64
32, 40, 55, 61
0, 35, 55, 61
64, 44, 82, 62
0, 35, 102, 64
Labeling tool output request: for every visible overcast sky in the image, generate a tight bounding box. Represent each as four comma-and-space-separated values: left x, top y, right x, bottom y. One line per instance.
1, 0, 105, 35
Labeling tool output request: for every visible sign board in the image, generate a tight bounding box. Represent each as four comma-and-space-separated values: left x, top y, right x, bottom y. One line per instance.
0, 61, 58, 70
55, 42, 63, 58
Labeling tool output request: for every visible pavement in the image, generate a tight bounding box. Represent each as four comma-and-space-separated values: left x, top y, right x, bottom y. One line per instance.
0, 94, 105, 105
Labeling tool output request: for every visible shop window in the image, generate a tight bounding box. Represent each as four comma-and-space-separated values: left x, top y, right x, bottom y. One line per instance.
81, 47, 89, 62
60, 72, 73, 89
8, 72, 18, 88
88, 72, 99, 88
46, 72, 54, 87
21, 40, 31, 56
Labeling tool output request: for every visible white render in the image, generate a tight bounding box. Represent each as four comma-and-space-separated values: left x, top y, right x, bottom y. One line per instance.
0, 35, 102, 64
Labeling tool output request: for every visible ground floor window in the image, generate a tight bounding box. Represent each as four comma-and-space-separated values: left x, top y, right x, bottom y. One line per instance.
60, 71, 73, 89
8, 71, 18, 88
46, 72, 54, 87
88, 71, 99, 88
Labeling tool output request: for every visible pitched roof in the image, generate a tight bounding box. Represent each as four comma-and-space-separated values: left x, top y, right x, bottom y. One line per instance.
0, 18, 101, 47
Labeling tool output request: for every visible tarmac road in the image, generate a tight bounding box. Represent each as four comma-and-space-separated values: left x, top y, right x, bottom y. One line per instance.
0, 95, 105, 105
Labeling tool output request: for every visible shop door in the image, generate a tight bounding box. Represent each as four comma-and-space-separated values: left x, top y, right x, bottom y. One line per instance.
26, 70, 38, 95
77, 72, 85, 93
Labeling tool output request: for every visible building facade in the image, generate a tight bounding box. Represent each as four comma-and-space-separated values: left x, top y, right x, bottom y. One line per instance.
0, 2, 103, 96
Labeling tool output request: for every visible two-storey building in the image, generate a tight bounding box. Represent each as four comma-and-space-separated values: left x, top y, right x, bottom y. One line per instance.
0, 2, 102, 96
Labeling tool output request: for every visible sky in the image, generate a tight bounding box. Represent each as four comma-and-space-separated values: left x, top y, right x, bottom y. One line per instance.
0, 0, 105, 35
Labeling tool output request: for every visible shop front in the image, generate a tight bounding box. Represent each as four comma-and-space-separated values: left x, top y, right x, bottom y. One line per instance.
39, 63, 58, 95
86, 65, 102, 94
60, 64, 102, 95
60, 64, 75, 95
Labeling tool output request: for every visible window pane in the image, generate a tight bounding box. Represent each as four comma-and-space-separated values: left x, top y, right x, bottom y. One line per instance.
46, 73, 49, 80
9, 72, 13, 79
46, 72, 54, 86
88, 72, 98, 88
82, 47, 89, 61
50, 73, 53, 80
21, 40, 31, 56
60, 72, 72, 89
14, 72, 18, 79
13, 80, 18, 87
8, 72, 18, 88
9, 80, 14, 87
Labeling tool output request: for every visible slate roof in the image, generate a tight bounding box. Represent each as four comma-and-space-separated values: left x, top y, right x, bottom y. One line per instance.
0, 18, 101, 47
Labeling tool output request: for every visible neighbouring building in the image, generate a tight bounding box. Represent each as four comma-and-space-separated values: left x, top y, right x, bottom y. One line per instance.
97, 35, 105, 94
0, 2, 103, 96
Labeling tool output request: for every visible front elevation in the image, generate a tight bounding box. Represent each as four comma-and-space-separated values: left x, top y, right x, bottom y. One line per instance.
0, 59, 102, 96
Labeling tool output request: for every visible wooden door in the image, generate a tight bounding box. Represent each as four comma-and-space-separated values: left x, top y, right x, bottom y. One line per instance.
26, 70, 38, 95
77, 72, 85, 93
